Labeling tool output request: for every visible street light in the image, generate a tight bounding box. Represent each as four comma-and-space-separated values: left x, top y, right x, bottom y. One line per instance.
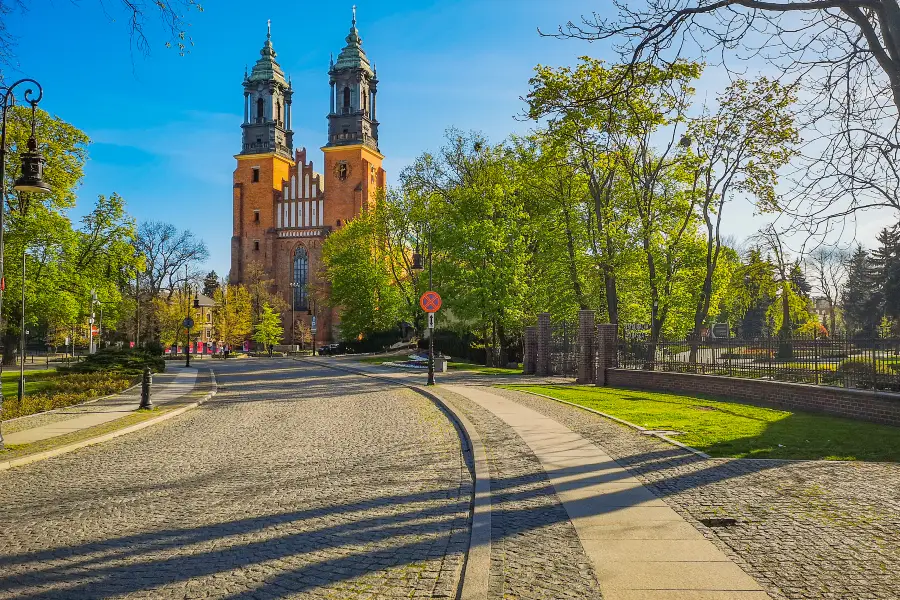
185, 287, 199, 368
290, 280, 301, 350
411, 225, 435, 386
0, 79, 49, 451
307, 296, 318, 356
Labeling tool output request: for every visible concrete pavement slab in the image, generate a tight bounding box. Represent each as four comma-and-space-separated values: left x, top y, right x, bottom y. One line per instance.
442, 384, 768, 599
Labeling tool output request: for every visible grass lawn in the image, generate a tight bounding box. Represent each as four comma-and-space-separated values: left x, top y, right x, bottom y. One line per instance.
1, 369, 56, 398
506, 384, 900, 461
448, 361, 522, 375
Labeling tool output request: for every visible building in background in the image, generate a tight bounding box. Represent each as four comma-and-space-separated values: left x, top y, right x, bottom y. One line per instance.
229, 10, 386, 343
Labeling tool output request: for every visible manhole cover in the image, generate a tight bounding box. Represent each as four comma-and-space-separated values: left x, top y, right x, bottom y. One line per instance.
699, 517, 738, 528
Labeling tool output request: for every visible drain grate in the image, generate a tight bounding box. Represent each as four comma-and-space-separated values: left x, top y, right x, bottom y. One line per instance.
699, 517, 738, 528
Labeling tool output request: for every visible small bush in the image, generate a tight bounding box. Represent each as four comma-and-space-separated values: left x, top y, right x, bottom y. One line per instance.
824, 358, 900, 390
58, 348, 165, 376
1, 372, 136, 420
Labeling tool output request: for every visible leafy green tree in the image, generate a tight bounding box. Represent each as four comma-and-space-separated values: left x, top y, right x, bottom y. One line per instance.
213, 284, 252, 350
321, 209, 406, 341
253, 303, 284, 356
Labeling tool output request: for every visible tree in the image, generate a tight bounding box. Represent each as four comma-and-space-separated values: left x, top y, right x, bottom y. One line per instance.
1, 108, 141, 363
842, 246, 882, 334
401, 131, 529, 366
683, 77, 798, 353
151, 289, 200, 349
135, 221, 208, 298
872, 223, 900, 322
202, 271, 220, 297
321, 208, 406, 341
806, 246, 849, 334
556, 1, 900, 228
0, 0, 203, 69
253, 303, 284, 356
212, 284, 252, 350
243, 261, 288, 324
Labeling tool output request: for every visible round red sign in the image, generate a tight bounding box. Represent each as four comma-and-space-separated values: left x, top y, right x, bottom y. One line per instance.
420, 291, 442, 313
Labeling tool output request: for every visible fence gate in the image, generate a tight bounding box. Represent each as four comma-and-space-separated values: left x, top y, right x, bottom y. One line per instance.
549, 320, 577, 377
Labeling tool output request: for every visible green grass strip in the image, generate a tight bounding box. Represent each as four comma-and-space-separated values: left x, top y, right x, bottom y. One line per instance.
505, 384, 900, 462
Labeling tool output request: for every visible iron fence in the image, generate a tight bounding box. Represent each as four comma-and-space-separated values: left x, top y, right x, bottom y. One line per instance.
618, 329, 900, 392
550, 320, 578, 377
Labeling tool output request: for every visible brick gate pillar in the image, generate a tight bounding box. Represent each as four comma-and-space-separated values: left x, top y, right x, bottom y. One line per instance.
523, 326, 537, 375
595, 323, 618, 386
536, 313, 551, 376
577, 310, 596, 383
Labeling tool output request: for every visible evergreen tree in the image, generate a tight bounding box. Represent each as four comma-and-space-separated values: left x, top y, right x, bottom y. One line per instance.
872, 224, 900, 322
841, 246, 881, 335
202, 270, 220, 296
790, 262, 813, 300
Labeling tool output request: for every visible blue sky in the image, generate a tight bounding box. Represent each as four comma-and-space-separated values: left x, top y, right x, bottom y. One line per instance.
9, 0, 888, 277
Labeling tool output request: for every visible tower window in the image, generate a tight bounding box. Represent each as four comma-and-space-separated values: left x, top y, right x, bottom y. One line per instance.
254, 210, 260, 222
343, 86, 351, 111
253, 240, 260, 251
277, 101, 282, 124
252, 168, 260, 183
257, 98, 264, 121
293, 246, 309, 311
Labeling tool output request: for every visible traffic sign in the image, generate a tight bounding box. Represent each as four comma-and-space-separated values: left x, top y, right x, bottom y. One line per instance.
427, 312, 435, 329
311, 316, 317, 329
420, 291, 442, 313
183, 317, 195, 329
711, 323, 730, 339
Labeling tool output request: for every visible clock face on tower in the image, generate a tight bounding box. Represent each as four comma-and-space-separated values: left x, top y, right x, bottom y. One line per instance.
333, 161, 351, 181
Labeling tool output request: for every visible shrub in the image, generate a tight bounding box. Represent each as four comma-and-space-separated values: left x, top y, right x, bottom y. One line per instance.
58, 348, 165, 376
823, 358, 900, 390
1, 372, 136, 420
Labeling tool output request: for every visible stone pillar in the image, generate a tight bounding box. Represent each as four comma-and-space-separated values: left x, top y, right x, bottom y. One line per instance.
595, 323, 618, 386
536, 312, 551, 377
523, 327, 537, 374
577, 310, 596, 383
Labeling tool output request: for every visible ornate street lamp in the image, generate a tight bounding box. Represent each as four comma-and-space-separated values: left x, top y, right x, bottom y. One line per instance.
0, 78, 49, 451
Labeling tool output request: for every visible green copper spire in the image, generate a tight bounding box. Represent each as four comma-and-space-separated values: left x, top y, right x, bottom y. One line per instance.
248, 20, 286, 84
334, 6, 373, 75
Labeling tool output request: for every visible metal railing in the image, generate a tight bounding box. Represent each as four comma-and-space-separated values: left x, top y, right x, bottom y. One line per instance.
549, 320, 578, 377
618, 329, 900, 392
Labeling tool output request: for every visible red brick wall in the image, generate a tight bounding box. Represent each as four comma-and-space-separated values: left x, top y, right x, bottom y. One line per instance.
605, 369, 900, 427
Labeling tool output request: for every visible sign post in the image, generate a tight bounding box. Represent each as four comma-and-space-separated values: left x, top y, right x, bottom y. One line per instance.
183, 317, 194, 367
420, 291, 442, 385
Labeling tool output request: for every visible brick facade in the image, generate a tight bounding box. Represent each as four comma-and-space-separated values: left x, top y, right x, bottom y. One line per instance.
230, 21, 385, 344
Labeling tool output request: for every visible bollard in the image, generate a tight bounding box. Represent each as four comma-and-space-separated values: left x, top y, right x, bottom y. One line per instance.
139, 367, 153, 409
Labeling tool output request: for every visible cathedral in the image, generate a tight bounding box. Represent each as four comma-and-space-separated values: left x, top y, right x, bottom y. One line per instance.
230, 11, 385, 343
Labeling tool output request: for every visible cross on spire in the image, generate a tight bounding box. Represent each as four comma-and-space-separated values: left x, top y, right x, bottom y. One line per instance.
267, 19, 271, 39
352, 5, 356, 27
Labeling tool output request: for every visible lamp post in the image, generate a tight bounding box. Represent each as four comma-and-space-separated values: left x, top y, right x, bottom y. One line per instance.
17, 244, 27, 404
307, 296, 318, 356
0, 80, 50, 450
185, 287, 199, 368
290, 280, 301, 350
410, 223, 435, 386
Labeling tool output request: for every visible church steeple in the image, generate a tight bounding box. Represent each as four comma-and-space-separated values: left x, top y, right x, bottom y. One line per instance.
327, 6, 379, 150
240, 21, 293, 157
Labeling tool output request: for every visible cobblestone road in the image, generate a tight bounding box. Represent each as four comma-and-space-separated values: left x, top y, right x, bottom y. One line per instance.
492, 386, 900, 600
0, 359, 470, 599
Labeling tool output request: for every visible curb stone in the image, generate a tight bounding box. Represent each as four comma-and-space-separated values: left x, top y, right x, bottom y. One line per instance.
293, 357, 491, 600
0, 369, 217, 472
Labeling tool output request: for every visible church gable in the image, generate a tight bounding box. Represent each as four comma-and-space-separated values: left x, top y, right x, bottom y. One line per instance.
277, 147, 325, 237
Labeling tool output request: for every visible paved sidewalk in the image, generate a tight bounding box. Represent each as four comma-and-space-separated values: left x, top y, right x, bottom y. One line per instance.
3, 368, 198, 446
444, 384, 768, 600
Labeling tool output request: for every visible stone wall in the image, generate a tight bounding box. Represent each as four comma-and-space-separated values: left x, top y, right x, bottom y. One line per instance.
606, 368, 900, 427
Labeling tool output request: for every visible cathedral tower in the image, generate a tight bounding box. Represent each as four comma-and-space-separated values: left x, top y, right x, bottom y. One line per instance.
322, 7, 386, 226
231, 13, 385, 345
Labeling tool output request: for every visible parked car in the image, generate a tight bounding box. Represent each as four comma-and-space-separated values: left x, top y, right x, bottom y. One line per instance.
319, 343, 353, 356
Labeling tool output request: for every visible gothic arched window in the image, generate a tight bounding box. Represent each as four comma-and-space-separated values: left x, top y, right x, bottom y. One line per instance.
343, 86, 351, 111
256, 98, 264, 121
293, 246, 309, 311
